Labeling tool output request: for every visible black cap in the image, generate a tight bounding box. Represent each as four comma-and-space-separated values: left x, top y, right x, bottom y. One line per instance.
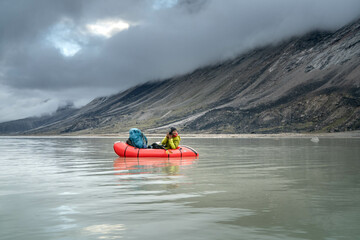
169, 127, 177, 134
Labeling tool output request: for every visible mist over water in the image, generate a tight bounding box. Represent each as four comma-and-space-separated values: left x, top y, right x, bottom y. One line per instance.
1, 137, 359, 240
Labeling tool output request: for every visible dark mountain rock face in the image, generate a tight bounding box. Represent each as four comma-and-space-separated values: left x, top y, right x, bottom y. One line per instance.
1, 18, 360, 135
0, 104, 78, 135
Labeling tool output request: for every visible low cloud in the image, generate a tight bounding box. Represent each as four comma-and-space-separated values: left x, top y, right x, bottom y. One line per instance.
1, 0, 360, 122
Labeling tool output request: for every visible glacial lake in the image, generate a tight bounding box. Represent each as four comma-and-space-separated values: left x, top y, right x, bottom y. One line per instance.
1, 136, 359, 240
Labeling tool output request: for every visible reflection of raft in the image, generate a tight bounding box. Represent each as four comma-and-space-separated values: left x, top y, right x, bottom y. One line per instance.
114, 157, 198, 175
113, 141, 199, 158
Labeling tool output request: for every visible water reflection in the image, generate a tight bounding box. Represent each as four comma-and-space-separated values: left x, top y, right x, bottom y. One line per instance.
1, 137, 360, 240
83, 224, 126, 240
113, 157, 198, 175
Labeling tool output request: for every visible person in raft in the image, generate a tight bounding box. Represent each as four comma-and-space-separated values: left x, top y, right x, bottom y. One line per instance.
161, 127, 181, 149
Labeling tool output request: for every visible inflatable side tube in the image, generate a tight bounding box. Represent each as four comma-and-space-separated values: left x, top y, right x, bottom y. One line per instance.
113, 141, 199, 158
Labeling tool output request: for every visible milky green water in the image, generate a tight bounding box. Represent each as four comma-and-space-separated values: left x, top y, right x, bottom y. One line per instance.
1, 137, 359, 240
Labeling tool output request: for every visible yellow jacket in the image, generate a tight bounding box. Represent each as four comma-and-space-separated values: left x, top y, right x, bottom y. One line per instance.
161, 135, 181, 149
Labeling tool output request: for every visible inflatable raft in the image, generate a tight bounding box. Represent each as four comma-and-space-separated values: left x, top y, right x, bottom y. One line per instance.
113, 141, 199, 158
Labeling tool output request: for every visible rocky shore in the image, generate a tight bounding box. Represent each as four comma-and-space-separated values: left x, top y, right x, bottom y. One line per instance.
4, 130, 358, 139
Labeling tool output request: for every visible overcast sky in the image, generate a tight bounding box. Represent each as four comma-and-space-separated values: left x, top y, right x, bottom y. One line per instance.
1, 0, 360, 122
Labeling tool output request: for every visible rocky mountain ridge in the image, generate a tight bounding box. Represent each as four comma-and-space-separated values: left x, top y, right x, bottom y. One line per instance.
1, 18, 360, 135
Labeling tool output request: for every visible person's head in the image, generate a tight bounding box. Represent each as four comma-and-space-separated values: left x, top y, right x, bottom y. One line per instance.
169, 127, 178, 137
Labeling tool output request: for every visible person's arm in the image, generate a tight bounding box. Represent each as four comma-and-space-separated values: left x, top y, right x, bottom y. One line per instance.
169, 136, 181, 149
174, 136, 181, 149
168, 138, 176, 149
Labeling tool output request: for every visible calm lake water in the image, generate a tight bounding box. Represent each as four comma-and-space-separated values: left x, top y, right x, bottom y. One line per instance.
1, 137, 360, 240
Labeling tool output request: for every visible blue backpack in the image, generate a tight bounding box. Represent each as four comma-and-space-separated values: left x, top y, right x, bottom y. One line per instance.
127, 128, 148, 148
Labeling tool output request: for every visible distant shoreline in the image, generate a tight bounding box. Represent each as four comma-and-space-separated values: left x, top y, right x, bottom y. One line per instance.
1, 131, 360, 138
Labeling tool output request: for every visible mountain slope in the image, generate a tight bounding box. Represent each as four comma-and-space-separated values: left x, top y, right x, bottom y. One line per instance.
1, 18, 360, 135
0, 104, 78, 134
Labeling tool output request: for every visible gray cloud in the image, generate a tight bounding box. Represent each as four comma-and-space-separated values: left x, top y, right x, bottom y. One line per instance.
1, 0, 360, 122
